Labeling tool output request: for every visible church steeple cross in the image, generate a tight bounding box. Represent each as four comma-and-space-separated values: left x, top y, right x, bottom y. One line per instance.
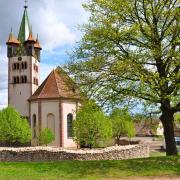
24, 0, 28, 9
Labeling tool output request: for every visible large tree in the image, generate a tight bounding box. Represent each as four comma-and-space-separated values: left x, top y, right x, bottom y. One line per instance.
66, 0, 180, 155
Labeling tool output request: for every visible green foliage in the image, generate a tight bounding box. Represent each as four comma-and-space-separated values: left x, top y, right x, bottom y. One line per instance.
110, 108, 135, 141
66, 0, 179, 155
38, 128, 55, 146
73, 101, 112, 148
0, 106, 31, 144
174, 113, 180, 124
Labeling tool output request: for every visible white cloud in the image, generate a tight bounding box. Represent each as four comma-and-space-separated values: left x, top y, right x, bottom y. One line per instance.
34, 7, 76, 51
0, 0, 89, 109
40, 63, 56, 82
0, 49, 8, 109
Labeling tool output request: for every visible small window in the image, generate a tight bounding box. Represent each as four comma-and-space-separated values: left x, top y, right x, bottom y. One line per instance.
33, 77, 38, 85
21, 76, 27, 83
21, 76, 24, 83
21, 63, 24, 69
17, 63, 19, 70
28, 46, 32, 55
24, 62, 27, 69
16, 76, 19, 83
24, 76, 27, 83
67, 113, 73, 138
13, 76, 16, 84
34, 65, 38, 72
8, 47, 13, 57
32, 114, 37, 138
13, 63, 16, 70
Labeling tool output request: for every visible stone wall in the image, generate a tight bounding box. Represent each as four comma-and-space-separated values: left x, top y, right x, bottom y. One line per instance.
0, 144, 149, 162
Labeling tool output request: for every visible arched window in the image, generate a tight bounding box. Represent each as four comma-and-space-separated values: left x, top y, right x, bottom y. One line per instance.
8, 47, 13, 57
13, 76, 16, 84
16, 76, 19, 83
13, 63, 16, 70
67, 113, 73, 138
47, 114, 55, 135
21, 62, 24, 69
21, 76, 24, 83
32, 114, 37, 138
24, 76, 27, 83
24, 62, 27, 69
17, 63, 19, 70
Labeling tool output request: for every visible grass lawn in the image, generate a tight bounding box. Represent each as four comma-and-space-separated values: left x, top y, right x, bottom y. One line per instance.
0, 156, 179, 180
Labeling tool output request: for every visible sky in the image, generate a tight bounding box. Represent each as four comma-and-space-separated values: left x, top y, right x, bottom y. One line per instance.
0, 0, 89, 109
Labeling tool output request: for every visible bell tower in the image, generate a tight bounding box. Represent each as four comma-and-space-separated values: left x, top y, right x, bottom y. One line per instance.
7, 4, 42, 118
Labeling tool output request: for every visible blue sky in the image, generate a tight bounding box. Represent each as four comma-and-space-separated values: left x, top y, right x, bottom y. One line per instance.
0, 0, 89, 109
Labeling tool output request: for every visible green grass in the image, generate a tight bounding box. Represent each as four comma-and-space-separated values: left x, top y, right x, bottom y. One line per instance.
150, 151, 166, 157
150, 151, 180, 157
0, 156, 179, 180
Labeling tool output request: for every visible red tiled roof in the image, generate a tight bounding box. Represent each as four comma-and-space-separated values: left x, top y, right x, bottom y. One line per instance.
29, 67, 81, 101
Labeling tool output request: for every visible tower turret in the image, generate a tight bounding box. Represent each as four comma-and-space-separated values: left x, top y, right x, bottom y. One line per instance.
34, 35, 42, 61
6, 30, 20, 57
25, 28, 36, 56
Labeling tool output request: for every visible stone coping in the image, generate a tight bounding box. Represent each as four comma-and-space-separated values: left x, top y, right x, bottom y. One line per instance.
0, 144, 141, 154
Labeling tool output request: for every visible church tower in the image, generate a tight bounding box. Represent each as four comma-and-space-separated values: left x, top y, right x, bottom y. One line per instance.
7, 5, 42, 118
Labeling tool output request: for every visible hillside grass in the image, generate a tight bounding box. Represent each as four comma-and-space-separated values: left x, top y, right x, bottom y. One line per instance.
0, 156, 179, 180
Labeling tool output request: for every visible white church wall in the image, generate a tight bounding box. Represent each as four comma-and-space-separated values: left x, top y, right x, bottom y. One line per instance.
9, 56, 31, 117
62, 100, 77, 148
30, 102, 39, 146
41, 100, 60, 147
9, 84, 30, 116
9, 56, 39, 117
31, 57, 40, 94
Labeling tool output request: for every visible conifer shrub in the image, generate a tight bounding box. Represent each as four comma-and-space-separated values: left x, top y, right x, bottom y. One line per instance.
38, 128, 55, 146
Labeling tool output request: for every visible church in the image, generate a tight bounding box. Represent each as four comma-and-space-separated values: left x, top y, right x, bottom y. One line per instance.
6, 5, 81, 147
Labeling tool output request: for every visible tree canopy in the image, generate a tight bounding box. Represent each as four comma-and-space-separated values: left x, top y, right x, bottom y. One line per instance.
73, 101, 112, 148
66, 0, 180, 155
0, 107, 32, 145
110, 108, 135, 144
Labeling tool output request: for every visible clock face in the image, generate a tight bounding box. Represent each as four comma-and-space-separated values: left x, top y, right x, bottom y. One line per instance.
18, 57, 22, 61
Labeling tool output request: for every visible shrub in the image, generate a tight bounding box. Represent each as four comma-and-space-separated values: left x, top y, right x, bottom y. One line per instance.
38, 128, 55, 146
110, 108, 135, 145
73, 100, 112, 148
0, 106, 31, 145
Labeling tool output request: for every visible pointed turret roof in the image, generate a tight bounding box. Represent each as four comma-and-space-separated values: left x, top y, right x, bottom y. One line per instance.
26, 28, 36, 43
18, 6, 30, 42
29, 67, 81, 101
34, 35, 42, 49
6, 30, 20, 45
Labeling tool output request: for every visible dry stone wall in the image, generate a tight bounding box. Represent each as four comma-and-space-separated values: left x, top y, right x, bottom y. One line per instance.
0, 144, 149, 162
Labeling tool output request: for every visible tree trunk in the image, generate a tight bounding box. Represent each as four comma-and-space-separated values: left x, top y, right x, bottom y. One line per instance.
160, 104, 178, 156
